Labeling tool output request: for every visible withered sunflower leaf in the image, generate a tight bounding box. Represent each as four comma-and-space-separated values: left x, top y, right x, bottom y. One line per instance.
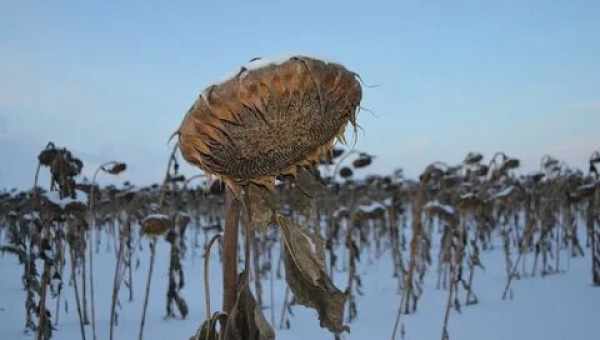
189, 312, 227, 340
287, 188, 313, 218
278, 215, 348, 334
223, 272, 275, 340
175, 295, 189, 319
295, 167, 326, 198
245, 184, 278, 233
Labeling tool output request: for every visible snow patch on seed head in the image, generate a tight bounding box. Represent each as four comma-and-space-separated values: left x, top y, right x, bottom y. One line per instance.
201, 54, 340, 100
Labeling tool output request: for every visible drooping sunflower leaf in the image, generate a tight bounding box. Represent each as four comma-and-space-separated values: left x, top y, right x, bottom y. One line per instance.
189, 312, 227, 340
278, 215, 348, 334
223, 272, 275, 340
275, 168, 325, 219
244, 184, 277, 233
174, 294, 189, 319
294, 167, 326, 198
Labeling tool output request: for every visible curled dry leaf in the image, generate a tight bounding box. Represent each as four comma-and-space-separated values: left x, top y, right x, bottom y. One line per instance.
278, 167, 327, 218
244, 184, 278, 232
279, 185, 312, 219
189, 312, 227, 340
223, 272, 275, 340
175, 294, 190, 319
294, 166, 326, 198
277, 215, 348, 334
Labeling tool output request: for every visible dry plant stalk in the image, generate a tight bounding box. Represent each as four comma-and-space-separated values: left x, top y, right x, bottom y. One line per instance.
89, 161, 127, 340
222, 190, 241, 314
138, 214, 172, 340
402, 182, 427, 315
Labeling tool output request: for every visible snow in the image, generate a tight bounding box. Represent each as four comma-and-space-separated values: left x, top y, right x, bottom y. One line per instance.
45, 190, 87, 208
142, 214, 171, 223
460, 193, 476, 200
333, 207, 349, 218
358, 201, 386, 212
202, 54, 338, 101
143, 213, 170, 220
428, 162, 448, 173
493, 186, 514, 199
244, 55, 302, 72
424, 200, 456, 215
22, 213, 38, 221
577, 182, 598, 191
0, 223, 598, 340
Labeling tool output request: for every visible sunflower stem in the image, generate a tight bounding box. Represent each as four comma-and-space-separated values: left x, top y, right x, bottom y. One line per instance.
222, 188, 241, 315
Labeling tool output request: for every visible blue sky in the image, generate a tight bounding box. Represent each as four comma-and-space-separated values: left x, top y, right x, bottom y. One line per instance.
1, 0, 599, 188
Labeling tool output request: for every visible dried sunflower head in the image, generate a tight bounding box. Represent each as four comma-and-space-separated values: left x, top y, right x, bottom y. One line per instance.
463, 152, 483, 165
141, 214, 172, 236
103, 162, 127, 175
339, 167, 353, 179
177, 56, 362, 193
352, 153, 372, 168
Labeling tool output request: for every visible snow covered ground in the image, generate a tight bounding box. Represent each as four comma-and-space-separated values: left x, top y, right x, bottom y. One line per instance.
1, 229, 598, 340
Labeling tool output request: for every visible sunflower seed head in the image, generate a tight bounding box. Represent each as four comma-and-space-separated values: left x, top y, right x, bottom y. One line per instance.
178, 56, 362, 191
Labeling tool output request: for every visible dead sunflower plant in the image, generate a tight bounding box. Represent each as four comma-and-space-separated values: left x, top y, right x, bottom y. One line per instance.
178, 55, 362, 338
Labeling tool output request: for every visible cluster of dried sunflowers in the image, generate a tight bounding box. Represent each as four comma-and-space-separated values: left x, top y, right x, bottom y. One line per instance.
178, 56, 362, 338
